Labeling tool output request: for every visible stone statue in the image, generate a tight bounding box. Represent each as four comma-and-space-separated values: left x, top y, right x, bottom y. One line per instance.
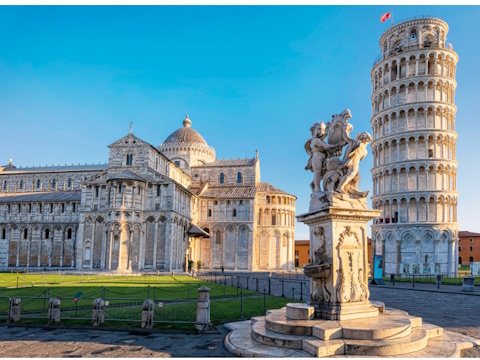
305, 122, 340, 192
305, 109, 372, 202
337, 132, 372, 196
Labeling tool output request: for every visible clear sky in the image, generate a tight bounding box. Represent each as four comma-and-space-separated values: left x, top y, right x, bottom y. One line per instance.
0, 5, 478, 239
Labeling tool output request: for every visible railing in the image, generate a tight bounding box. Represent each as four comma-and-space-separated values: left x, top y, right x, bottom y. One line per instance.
392, 15, 445, 27
196, 271, 309, 301
373, 42, 456, 67
0, 276, 300, 328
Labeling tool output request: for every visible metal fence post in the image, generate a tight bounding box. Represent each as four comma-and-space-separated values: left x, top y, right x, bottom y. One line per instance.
43, 290, 47, 313
16, 276, 18, 289
153, 286, 156, 302
282, 279, 285, 297
224, 282, 226, 297
292, 287, 295, 301
256, 278, 259, 293
300, 282, 303, 301
263, 288, 266, 315
268, 278, 271, 295
147, 285, 150, 299
240, 290, 243, 320
246, 277, 249, 290
236, 284, 239, 298
413, 275, 415, 288
188, 283, 190, 299
231, 276, 233, 287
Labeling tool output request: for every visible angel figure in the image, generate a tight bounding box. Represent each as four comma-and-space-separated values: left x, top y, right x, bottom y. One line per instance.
336, 132, 372, 196
305, 122, 341, 192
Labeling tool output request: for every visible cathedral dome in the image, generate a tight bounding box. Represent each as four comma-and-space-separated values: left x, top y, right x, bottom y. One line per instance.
162, 115, 209, 147
159, 115, 216, 171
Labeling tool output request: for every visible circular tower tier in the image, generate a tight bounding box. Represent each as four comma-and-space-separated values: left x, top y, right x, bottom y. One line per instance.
370, 17, 459, 277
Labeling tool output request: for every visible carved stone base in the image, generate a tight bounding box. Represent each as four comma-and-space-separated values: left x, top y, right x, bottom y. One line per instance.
297, 204, 381, 322
309, 191, 368, 213
310, 300, 379, 321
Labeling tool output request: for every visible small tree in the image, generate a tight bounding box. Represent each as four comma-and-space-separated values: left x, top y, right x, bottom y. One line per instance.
197, 260, 202, 270
188, 260, 194, 270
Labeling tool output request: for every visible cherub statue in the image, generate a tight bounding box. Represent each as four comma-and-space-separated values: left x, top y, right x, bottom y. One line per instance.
313, 226, 330, 265
322, 157, 343, 192
305, 122, 341, 192
336, 132, 372, 196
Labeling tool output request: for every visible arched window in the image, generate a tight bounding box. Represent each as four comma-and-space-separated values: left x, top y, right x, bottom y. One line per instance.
36, 179, 41, 189
118, 184, 122, 193
45, 228, 50, 239
3, 181, 6, 190
470, 256, 474, 264
208, 209, 212, 217
19, 180, 23, 189
233, 209, 237, 217
126, 154, 133, 166
2, 228, 5, 240
219, 173, 225, 184
51, 179, 56, 190
410, 29, 417, 39
67, 228, 72, 239
23, 228, 28, 239
215, 230, 221, 244
84, 241, 91, 261
67, 178, 72, 188
459, 257, 462, 265
237, 172, 242, 184
272, 214, 276, 225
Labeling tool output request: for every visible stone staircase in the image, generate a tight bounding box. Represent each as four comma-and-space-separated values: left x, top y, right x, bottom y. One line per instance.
224, 306, 480, 357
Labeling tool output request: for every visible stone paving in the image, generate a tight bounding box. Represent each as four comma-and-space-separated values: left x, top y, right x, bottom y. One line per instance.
0, 326, 233, 357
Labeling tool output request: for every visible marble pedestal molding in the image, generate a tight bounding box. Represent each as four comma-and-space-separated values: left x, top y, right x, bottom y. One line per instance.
297, 203, 381, 321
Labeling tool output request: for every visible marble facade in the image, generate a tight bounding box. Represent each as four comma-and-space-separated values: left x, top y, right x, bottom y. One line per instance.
0, 115, 296, 271
370, 17, 459, 277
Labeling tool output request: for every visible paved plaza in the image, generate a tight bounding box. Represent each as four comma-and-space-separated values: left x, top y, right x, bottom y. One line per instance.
1, 279, 479, 358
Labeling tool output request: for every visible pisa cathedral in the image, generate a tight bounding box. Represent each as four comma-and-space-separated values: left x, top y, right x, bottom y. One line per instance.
0, 115, 296, 272
370, 17, 459, 277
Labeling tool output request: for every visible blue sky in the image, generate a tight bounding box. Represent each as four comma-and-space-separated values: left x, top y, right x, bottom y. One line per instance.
0, 6, 478, 239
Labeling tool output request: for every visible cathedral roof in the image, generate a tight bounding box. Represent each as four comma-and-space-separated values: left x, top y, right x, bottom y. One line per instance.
0, 164, 107, 174
192, 158, 257, 168
188, 224, 210, 238
256, 182, 295, 197
198, 186, 257, 199
108, 171, 145, 182
0, 191, 81, 203
162, 115, 209, 147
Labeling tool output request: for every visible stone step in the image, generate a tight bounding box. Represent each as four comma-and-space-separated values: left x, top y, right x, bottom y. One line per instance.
251, 316, 263, 325
423, 323, 444, 339
302, 338, 346, 357
343, 328, 429, 356
251, 318, 311, 349
265, 309, 326, 336
339, 316, 412, 340
224, 320, 313, 358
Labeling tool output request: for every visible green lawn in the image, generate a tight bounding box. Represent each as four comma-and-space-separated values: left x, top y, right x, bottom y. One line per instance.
0, 273, 294, 330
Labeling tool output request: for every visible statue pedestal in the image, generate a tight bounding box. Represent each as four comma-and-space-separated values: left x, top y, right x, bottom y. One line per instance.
297, 203, 381, 321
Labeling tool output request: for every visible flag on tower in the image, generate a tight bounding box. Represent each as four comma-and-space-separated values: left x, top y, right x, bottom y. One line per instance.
380, 12, 391, 23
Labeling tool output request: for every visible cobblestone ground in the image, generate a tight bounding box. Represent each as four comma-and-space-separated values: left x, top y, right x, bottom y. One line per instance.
0, 326, 233, 357
369, 286, 480, 358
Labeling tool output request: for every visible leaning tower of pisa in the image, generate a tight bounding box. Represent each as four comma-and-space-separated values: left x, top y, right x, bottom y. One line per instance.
370, 17, 459, 277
